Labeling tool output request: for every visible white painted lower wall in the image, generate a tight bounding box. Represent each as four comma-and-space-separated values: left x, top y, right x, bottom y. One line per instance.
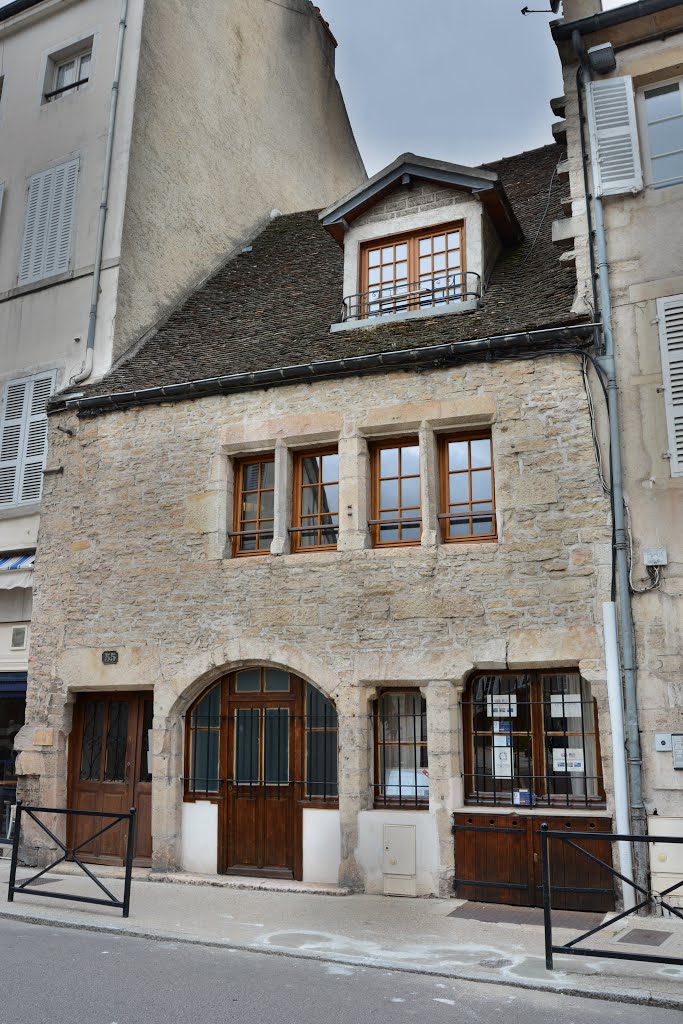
649, 815, 683, 910
357, 810, 439, 896
181, 801, 218, 875
302, 808, 341, 884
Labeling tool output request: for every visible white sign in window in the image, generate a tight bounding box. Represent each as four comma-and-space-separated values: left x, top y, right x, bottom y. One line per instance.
487, 695, 517, 718
493, 746, 513, 778
553, 747, 585, 773
550, 694, 583, 719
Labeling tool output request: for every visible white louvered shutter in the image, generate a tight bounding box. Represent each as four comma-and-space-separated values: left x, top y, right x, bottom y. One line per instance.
587, 77, 643, 197
18, 159, 79, 285
0, 373, 55, 506
657, 295, 683, 477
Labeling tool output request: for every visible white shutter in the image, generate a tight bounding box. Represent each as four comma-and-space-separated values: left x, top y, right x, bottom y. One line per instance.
587, 77, 643, 197
657, 295, 683, 478
18, 159, 79, 285
0, 372, 55, 506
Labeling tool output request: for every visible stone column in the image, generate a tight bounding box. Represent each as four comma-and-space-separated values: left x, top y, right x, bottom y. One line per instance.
336, 685, 371, 889
270, 438, 292, 556
419, 424, 439, 547
421, 680, 460, 896
337, 434, 371, 551
150, 717, 184, 871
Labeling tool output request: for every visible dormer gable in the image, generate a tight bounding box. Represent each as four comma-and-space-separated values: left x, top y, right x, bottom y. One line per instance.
320, 154, 524, 331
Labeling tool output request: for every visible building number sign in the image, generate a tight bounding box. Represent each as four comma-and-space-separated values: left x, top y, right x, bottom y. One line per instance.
102, 651, 119, 665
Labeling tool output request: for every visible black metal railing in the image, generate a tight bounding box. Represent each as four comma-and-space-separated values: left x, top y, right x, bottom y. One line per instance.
7, 801, 136, 918
541, 824, 683, 970
44, 77, 90, 101
341, 271, 481, 323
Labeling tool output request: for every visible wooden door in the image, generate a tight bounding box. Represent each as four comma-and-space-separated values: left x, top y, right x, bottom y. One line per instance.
69, 692, 153, 866
222, 678, 302, 879
453, 813, 615, 912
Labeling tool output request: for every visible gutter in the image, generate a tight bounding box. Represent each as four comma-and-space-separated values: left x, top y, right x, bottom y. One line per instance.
0, 0, 44, 23
552, 0, 682, 40
60, 322, 599, 415
71, 0, 128, 385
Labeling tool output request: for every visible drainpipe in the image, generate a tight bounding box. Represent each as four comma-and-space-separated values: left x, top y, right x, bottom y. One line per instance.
72, 0, 128, 385
572, 31, 648, 901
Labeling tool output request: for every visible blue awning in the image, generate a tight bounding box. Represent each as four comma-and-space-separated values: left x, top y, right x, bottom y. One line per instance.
0, 673, 27, 698
0, 554, 34, 571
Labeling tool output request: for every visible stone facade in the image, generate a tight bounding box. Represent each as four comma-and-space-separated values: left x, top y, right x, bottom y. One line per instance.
18, 354, 614, 893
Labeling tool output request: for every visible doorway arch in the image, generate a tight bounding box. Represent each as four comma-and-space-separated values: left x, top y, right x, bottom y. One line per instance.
184, 666, 338, 880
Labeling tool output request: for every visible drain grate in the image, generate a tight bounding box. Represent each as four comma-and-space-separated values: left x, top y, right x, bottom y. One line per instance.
15, 876, 67, 888
618, 928, 672, 947
448, 901, 605, 930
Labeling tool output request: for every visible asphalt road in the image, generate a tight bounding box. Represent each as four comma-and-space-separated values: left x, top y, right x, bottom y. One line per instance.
0, 920, 679, 1024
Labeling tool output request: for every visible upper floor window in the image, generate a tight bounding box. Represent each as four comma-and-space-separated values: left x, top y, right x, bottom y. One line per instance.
356, 223, 466, 321
0, 372, 55, 508
373, 690, 428, 808
643, 81, 683, 188
439, 433, 496, 542
18, 159, 79, 286
48, 51, 92, 101
370, 438, 421, 546
292, 448, 339, 552
233, 455, 274, 556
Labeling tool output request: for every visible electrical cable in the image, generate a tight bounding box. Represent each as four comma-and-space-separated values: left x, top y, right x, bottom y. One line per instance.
625, 499, 663, 594
519, 158, 561, 269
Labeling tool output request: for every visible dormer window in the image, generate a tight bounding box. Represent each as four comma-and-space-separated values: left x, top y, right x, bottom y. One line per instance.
359, 223, 465, 321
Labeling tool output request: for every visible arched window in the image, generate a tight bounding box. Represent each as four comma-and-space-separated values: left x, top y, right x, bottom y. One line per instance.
463, 670, 604, 808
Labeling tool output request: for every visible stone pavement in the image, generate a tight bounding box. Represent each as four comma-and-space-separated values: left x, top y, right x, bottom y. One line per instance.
0, 858, 681, 1010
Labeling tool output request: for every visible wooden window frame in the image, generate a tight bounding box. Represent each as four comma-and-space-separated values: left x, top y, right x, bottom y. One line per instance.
291, 446, 340, 553
369, 436, 422, 548
373, 689, 429, 810
438, 431, 497, 544
232, 454, 275, 558
462, 669, 605, 809
359, 220, 466, 320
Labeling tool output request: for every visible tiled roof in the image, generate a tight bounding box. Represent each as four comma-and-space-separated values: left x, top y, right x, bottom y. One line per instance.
68, 143, 580, 403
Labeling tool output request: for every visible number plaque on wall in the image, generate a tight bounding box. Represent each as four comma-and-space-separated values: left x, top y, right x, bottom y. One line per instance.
102, 651, 119, 665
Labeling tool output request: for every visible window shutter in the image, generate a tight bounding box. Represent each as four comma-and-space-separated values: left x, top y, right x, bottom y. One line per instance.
0, 373, 55, 506
657, 295, 683, 477
586, 76, 643, 197
18, 159, 79, 285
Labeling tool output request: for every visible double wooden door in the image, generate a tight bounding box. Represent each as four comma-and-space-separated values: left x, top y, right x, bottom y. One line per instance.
69, 692, 153, 865
220, 679, 302, 879
453, 812, 615, 912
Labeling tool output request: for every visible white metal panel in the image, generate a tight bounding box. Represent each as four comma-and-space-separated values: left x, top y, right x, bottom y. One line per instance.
383, 823, 416, 875
587, 77, 643, 197
657, 294, 683, 477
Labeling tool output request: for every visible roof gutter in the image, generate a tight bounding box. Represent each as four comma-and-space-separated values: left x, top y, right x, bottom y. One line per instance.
61, 322, 599, 415
552, 0, 682, 40
0, 0, 45, 23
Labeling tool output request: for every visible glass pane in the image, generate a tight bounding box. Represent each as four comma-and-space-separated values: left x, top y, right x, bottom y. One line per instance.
368, 267, 381, 286
419, 238, 431, 256
380, 479, 399, 510
381, 263, 395, 283
401, 445, 420, 476
264, 709, 288, 784
236, 669, 260, 692
651, 151, 683, 186
647, 115, 683, 158
243, 463, 260, 490
257, 530, 272, 551
448, 441, 468, 471
447, 231, 460, 249
235, 709, 260, 784
419, 255, 432, 274
301, 457, 320, 486
379, 525, 399, 543
449, 517, 470, 537
241, 493, 258, 521
301, 487, 318, 516
473, 516, 494, 536
55, 60, 76, 90
433, 234, 446, 253
307, 731, 338, 798
645, 83, 682, 122
401, 523, 421, 541
395, 261, 408, 280
401, 476, 420, 508
264, 669, 289, 692
192, 686, 220, 727
260, 491, 274, 519
321, 483, 338, 514
470, 438, 492, 469
79, 701, 105, 782
381, 246, 394, 264
380, 447, 399, 476
471, 470, 492, 502
306, 684, 338, 727
79, 53, 92, 79
0, 698, 24, 784
104, 701, 129, 783
471, 674, 531, 733
140, 700, 153, 783
433, 253, 446, 272
395, 243, 407, 261
368, 249, 380, 268
321, 454, 338, 482
260, 461, 275, 489
191, 728, 219, 793
449, 474, 469, 504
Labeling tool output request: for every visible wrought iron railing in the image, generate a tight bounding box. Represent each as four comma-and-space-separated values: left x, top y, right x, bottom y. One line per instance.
341, 271, 482, 323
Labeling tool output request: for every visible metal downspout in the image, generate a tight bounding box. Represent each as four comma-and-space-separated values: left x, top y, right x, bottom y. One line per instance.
72, 0, 128, 385
572, 32, 648, 900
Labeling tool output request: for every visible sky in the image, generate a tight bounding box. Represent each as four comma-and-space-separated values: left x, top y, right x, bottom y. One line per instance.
317, 0, 633, 173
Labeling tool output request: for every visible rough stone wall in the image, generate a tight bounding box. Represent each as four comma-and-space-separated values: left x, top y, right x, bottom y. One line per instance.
556, 35, 683, 819
113, 0, 366, 361
353, 182, 467, 229
19, 356, 613, 887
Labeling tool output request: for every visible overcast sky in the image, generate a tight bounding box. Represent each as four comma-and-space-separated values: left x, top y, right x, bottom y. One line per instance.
318, 0, 632, 173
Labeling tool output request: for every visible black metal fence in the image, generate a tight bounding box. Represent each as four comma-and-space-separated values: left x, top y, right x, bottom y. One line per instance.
7, 801, 136, 918
541, 824, 683, 969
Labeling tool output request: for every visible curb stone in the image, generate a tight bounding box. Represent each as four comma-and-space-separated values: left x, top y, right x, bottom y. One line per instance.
0, 906, 681, 1012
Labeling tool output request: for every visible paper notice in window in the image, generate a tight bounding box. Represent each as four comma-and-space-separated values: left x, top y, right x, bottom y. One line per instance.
553, 747, 585, 772
550, 694, 583, 719
487, 695, 517, 718
493, 746, 513, 778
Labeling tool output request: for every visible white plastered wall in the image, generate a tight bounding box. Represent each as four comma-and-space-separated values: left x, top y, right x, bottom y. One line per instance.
357, 810, 440, 897
181, 801, 218, 875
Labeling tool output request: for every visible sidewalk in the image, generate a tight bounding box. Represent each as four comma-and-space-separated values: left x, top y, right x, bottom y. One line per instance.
0, 858, 681, 1010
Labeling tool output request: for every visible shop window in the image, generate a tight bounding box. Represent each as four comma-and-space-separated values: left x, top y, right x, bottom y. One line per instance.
291, 448, 339, 552
439, 432, 496, 542
373, 691, 428, 808
463, 670, 604, 808
370, 438, 421, 546
232, 455, 275, 556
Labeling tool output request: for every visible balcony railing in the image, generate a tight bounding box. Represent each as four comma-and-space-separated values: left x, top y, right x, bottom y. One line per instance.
341, 271, 482, 323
